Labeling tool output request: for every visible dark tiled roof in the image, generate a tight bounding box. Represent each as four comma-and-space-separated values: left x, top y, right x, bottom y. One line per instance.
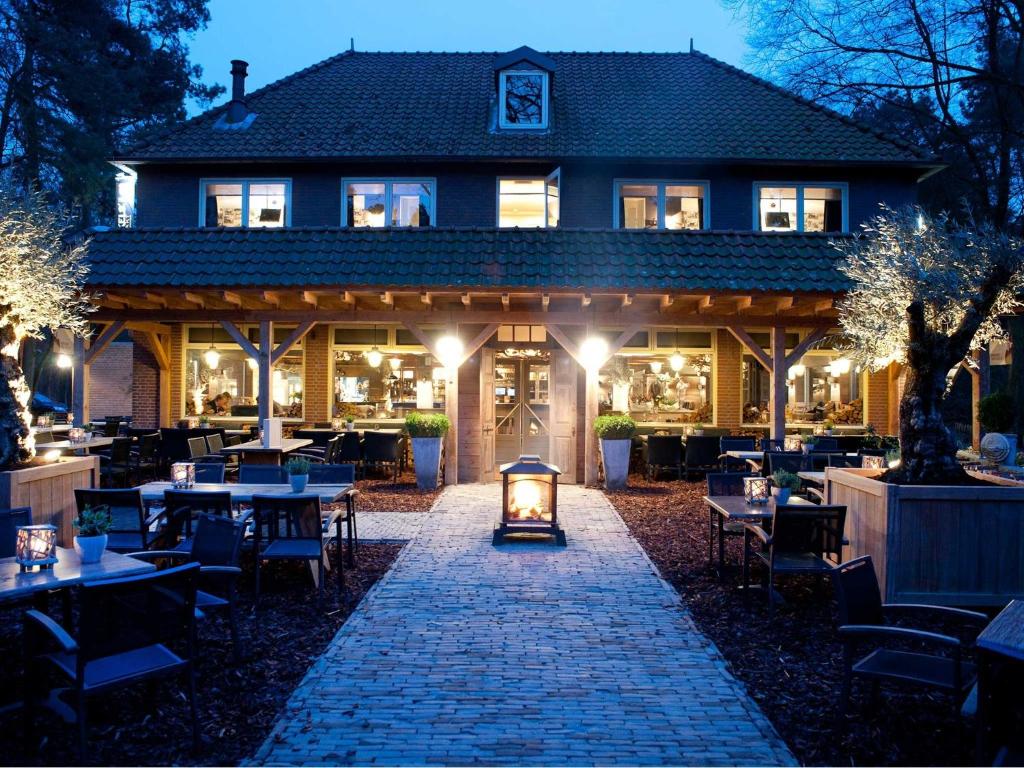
85, 227, 850, 294
120, 50, 928, 164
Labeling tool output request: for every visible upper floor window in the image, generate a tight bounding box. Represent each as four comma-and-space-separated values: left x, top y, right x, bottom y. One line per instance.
615, 181, 708, 230
499, 70, 549, 129
498, 171, 559, 228
201, 179, 290, 228
344, 179, 434, 227
755, 183, 847, 233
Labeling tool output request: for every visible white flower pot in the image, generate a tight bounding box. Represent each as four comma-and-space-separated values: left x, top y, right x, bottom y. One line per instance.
74, 534, 108, 564
601, 438, 632, 490
290, 474, 308, 493
771, 487, 792, 504
412, 437, 444, 490
692, 429, 704, 436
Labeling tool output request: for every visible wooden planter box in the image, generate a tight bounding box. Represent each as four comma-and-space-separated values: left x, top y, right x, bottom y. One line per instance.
0, 456, 99, 545
826, 467, 1024, 606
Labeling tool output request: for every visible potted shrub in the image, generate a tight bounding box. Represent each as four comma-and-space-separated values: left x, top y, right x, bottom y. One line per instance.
692, 421, 705, 437
978, 390, 1017, 463
770, 469, 801, 504
73, 505, 112, 564
198, 414, 210, 427
801, 434, 818, 455
406, 412, 450, 491
594, 414, 636, 490
822, 418, 835, 436
286, 456, 311, 493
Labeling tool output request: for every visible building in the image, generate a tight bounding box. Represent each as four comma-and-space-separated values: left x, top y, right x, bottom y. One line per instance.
82, 45, 944, 483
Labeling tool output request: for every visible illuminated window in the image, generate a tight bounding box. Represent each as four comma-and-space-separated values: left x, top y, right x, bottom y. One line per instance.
499, 71, 549, 129
115, 171, 136, 228
344, 180, 434, 227
755, 183, 846, 232
201, 179, 289, 228
498, 171, 559, 228
615, 181, 707, 230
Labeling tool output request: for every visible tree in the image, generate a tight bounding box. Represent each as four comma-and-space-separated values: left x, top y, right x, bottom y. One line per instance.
728, 0, 1024, 230
0, 189, 91, 468
0, 0, 222, 224
837, 206, 1024, 483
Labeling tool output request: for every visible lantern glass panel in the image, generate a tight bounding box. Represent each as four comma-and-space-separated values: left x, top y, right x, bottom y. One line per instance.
505, 474, 554, 523
784, 436, 802, 452
743, 476, 770, 505
171, 462, 196, 489
861, 454, 885, 469
16, 524, 57, 569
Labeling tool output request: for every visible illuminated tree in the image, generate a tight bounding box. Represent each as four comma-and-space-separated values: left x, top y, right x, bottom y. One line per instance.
0, 191, 91, 468
837, 205, 1024, 483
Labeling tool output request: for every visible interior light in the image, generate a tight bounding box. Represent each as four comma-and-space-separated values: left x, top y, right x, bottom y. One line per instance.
580, 337, 609, 370
366, 347, 384, 368
203, 345, 220, 369
669, 352, 686, 372
247, 358, 259, 371
649, 361, 663, 374
829, 358, 851, 376
788, 364, 806, 379
389, 357, 402, 372
55, 353, 72, 369
436, 335, 465, 369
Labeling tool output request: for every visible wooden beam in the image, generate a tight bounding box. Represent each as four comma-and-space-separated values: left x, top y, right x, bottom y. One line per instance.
501, 293, 510, 312
84, 321, 126, 365
183, 292, 206, 307
123, 321, 172, 335
144, 331, 170, 371
220, 291, 243, 307
143, 292, 167, 307
726, 326, 772, 371
545, 325, 581, 364
379, 291, 393, 307
734, 296, 753, 313
660, 295, 674, 312
458, 323, 499, 365
262, 291, 280, 307
622, 293, 634, 308
401, 321, 441, 358
770, 327, 787, 441
420, 292, 432, 307
542, 294, 550, 312
302, 291, 319, 308
461, 293, 471, 307
219, 320, 259, 359
777, 296, 795, 312
697, 295, 714, 313
271, 321, 316, 365
258, 321, 272, 424
581, 294, 592, 308
73, 335, 88, 426
814, 298, 834, 314
340, 291, 354, 306
785, 327, 831, 368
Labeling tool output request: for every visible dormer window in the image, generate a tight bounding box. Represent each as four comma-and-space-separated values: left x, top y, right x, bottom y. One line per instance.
499, 70, 549, 129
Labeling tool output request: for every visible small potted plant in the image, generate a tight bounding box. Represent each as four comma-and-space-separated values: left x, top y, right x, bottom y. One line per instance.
198, 414, 210, 427
822, 418, 835, 436
594, 414, 636, 490
286, 456, 311, 493
74, 505, 112, 564
692, 421, 705, 437
770, 469, 801, 504
801, 434, 818, 455
406, 412, 450, 490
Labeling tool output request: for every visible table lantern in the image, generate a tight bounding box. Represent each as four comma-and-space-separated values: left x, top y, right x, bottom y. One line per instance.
15, 524, 57, 571
171, 462, 195, 489
861, 454, 885, 470
331, 416, 345, 431
784, 435, 802, 452
67, 427, 86, 444
495, 455, 566, 546
743, 476, 770, 505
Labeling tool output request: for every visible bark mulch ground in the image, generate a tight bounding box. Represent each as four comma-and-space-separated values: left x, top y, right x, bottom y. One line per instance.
0, 543, 402, 767
356, 469, 442, 512
607, 476, 974, 767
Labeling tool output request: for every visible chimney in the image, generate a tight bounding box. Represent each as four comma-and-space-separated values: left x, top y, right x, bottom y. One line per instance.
226, 59, 249, 123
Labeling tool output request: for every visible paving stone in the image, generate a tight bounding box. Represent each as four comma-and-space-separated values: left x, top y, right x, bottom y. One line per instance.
253, 485, 794, 766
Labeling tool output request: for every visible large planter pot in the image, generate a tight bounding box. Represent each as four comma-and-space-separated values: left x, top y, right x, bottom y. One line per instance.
600, 438, 631, 490
771, 486, 791, 504
290, 474, 308, 493
411, 437, 443, 490
0, 455, 99, 545
826, 467, 1024, 606
74, 534, 108, 564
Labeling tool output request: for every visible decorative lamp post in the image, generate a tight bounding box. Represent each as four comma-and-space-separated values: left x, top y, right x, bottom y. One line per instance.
15, 524, 58, 571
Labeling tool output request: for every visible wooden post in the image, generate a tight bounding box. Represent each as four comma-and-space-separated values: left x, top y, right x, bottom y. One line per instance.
770, 326, 787, 441
258, 320, 273, 426
584, 366, 600, 486
73, 335, 88, 426
970, 347, 991, 450
445, 363, 459, 485
887, 363, 903, 437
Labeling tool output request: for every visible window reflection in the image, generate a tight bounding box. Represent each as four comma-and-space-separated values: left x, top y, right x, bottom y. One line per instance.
203, 181, 287, 228
502, 72, 546, 126
333, 350, 445, 418
742, 352, 863, 425
185, 349, 303, 419
617, 182, 705, 230
598, 353, 713, 424
758, 186, 797, 231
346, 181, 433, 227
499, 178, 547, 227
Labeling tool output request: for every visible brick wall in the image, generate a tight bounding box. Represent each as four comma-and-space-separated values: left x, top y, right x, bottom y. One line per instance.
131, 334, 160, 428
88, 342, 133, 419
866, 366, 891, 433
716, 330, 742, 430
170, 324, 184, 423
303, 326, 329, 424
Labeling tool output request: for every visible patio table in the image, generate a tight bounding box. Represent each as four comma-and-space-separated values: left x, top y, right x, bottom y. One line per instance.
219, 437, 313, 465
35, 436, 116, 453
798, 470, 826, 485
0, 547, 155, 602
136, 481, 353, 505
704, 494, 813, 576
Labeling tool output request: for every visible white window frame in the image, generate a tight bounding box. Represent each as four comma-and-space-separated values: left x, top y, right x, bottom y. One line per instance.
198, 178, 292, 228
498, 69, 549, 130
340, 178, 437, 228
496, 169, 560, 228
751, 182, 849, 233
612, 180, 711, 230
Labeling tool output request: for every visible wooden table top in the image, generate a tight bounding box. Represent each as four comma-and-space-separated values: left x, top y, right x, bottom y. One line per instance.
978, 600, 1024, 661
298, 428, 403, 435
136, 481, 353, 504
36, 436, 116, 451
723, 450, 764, 460
703, 494, 813, 521
798, 471, 826, 484
220, 438, 313, 454
0, 547, 155, 601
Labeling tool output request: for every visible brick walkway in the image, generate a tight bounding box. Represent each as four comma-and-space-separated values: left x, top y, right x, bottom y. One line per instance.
351, 512, 428, 543
255, 485, 794, 766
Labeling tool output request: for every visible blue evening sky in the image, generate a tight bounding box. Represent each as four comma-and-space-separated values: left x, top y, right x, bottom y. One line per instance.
187, 0, 748, 114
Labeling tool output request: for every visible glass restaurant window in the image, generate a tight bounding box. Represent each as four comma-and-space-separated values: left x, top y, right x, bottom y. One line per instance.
344, 180, 434, 227
184, 325, 304, 420
498, 171, 560, 228
499, 70, 549, 129
201, 180, 289, 228
616, 182, 707, 230
756, 184, 846, 232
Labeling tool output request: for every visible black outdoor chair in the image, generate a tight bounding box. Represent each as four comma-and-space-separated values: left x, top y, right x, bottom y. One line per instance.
160, 490, 234, 552
335, 432, 363, 473
251, 494, 344, 602
129, 432, 160, 484
760, 438, 786, 452
293, 429, 333, 449
830, 556, 988, 718
0, 506, 32, 557
98, 416, 122, 438
720, 437, 756, 472
827, 453, 860, 468
74, 489, 163, 553
99, 438, 132, 487
766, 451, 805, 476
239, 465, 287, 484
294, 435, 338, 465
813, 437, 840, 452
204, 432, 238, 475
193, 462, 226, 483
34, 430, 54, 446
308, 463, 359, 566
684, 435, 721, 479
187, 436, 211, 461
646, 435, 683, 480
362, 431, 402, 480
130, 514, 248, 663
24, 562, 201, 758
742, 503, 847, 607
706, 472, 754, 571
